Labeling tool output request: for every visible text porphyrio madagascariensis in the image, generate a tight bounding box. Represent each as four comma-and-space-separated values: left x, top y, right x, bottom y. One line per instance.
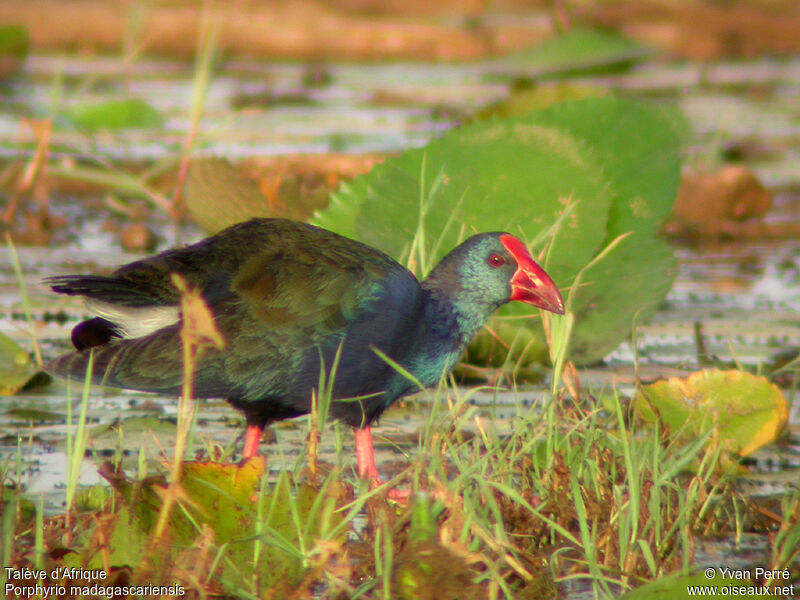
46, 218, 565, 490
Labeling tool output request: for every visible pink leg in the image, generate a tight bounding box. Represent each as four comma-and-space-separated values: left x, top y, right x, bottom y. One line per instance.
353, 426, 409, 501
242, 424, 263, 459
354, 426, 379, 479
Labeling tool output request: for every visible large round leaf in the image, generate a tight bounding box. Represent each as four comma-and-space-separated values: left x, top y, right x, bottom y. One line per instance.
567, 234, 677, 362
528, 97, 686, 242
633, 369, 788, 458
314, 117, 613, 286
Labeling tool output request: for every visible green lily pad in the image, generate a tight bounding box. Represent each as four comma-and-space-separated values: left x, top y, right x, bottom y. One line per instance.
633, 369, 788, 457
565, 234, 677, 361
475, 82, 609, 121
0, 24, 29, 78
0, 331, 42, 395
89, 416, 177, 438
182, 460, 265, 539
5, 405, 63, 422
65, 98, 164, 132
316, 113, 611, 283
106, 458, 265, 544
528, 96, 686, 242
0, 25, 29, 59
492, 28, 655, 77
0, 24, 28, 78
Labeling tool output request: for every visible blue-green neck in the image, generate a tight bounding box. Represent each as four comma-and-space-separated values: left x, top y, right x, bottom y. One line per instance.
402, 269, 504, 388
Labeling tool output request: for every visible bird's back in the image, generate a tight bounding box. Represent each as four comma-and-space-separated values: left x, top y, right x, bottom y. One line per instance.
47, 218, 425, 427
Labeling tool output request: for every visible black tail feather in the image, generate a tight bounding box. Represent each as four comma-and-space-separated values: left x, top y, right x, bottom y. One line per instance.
44, 275, 161, 306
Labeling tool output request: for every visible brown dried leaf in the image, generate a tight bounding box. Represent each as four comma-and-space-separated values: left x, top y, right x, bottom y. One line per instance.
665, 165, 772, 239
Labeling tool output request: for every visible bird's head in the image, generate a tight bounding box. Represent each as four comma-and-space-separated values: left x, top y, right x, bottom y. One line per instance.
424, 232, 565, 316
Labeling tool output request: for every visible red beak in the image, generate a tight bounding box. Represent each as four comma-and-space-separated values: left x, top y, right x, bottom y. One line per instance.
500, 234, 565, 315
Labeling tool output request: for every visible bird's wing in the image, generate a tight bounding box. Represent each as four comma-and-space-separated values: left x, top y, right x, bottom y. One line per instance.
229, 239, 407, 334
47, 219, 422, 400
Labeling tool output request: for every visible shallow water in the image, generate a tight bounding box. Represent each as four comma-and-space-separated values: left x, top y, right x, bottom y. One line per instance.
1, 52, 800, 593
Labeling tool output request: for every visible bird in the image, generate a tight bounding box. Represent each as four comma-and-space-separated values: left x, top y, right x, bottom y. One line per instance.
45, 218, 564, 489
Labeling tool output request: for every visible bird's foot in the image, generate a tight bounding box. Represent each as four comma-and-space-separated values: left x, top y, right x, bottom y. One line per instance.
354, 426, 410, 502
367, 476, 411, 503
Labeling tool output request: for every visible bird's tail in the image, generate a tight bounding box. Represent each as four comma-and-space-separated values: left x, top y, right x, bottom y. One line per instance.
44, 275, 161, 306
45, 328, 185, 396
46, 345, 128, 390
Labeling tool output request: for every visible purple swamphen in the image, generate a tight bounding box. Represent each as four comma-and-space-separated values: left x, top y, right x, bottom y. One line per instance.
46, 218, 565, 488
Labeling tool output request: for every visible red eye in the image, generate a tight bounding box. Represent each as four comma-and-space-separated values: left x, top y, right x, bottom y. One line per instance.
488, 253, 505, 267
